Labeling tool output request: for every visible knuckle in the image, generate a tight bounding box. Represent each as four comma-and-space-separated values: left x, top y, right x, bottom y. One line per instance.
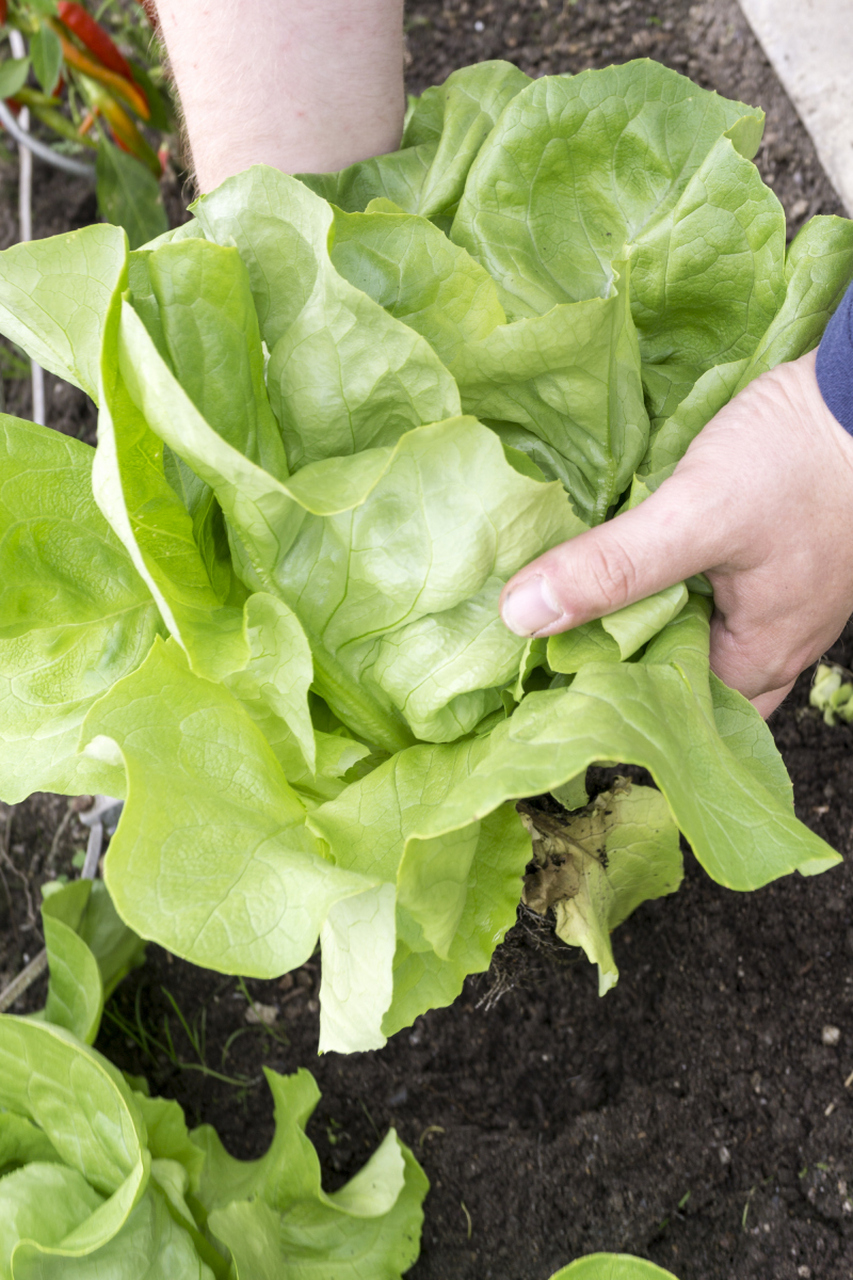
579, 538, 638, 613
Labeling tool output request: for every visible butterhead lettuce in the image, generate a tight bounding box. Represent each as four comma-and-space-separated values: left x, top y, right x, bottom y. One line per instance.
0, 59, 851, 1051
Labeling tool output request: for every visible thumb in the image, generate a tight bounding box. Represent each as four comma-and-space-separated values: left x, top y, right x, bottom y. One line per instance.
500, 475, 723, 637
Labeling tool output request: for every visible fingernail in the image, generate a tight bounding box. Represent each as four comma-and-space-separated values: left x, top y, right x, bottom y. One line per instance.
501, 576, 563, 636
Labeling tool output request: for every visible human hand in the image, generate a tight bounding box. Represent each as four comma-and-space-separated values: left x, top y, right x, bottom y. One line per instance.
500, 350, 853, 717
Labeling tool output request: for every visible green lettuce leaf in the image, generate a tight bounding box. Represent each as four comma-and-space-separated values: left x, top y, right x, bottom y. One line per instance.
331, 208, 648, 523
452, 62, 771, 340
309, 738, 531, 1044
40, 878, 145, 1045
0, 224, 126, 400
450, 61, 788, 481
0, 1018, 155, 1277
0, 1021, 426, 1276
550, 1257, 680, 1280
0, 1164, 104, 1276
79, 637, 385, 996
193, 1068, 427, 1280
0, 857, 427, 1275
330, 202, 507, 366
131, 239, 288, 481
642, 213, 853, 483
548, 583, 688, 673
300, 60, 531, 222
382, 795, 530, 1039
0, 417, 162, 802
190, 167, 460, 470
0, 1113, 63, 1171
0, 1018, 145, 1194
448, 265, 649, 523
412, 599, 839, 892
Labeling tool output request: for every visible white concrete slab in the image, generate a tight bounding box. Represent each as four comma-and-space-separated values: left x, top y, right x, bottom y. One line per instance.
738, 0, 853, 214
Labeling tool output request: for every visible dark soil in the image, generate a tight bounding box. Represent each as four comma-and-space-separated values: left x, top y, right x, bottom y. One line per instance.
1, 4, 852, 1279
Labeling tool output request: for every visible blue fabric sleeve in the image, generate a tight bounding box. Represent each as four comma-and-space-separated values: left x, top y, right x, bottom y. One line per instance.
817, 280, 853, 434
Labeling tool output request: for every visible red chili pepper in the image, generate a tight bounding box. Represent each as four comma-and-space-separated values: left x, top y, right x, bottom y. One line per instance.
0, 2, 8, 25
95, 91, 161, 175
56, 2, 135, 83
53, 27, 150, 119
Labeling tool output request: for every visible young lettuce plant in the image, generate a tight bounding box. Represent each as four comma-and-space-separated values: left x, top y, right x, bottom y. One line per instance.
0, 59, 851, 1053
0, 881, 427, 1279
549, 1259, 679, 1280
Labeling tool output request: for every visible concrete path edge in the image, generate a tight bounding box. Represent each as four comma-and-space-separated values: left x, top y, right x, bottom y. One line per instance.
738, 0, 853, 215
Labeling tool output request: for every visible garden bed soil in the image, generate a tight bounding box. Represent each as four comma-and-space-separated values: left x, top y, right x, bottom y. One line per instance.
1, 3, 852, 1278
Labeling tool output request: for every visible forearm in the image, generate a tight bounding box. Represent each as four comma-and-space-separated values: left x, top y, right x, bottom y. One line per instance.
155, 0, 406, 191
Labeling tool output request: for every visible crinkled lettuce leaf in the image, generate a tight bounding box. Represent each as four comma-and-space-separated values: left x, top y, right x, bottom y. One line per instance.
1, 902, 424, 1277
80, 637, 383, 983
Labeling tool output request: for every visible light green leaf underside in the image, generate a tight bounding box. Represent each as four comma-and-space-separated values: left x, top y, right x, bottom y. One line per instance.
310, 738, 532, 1040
